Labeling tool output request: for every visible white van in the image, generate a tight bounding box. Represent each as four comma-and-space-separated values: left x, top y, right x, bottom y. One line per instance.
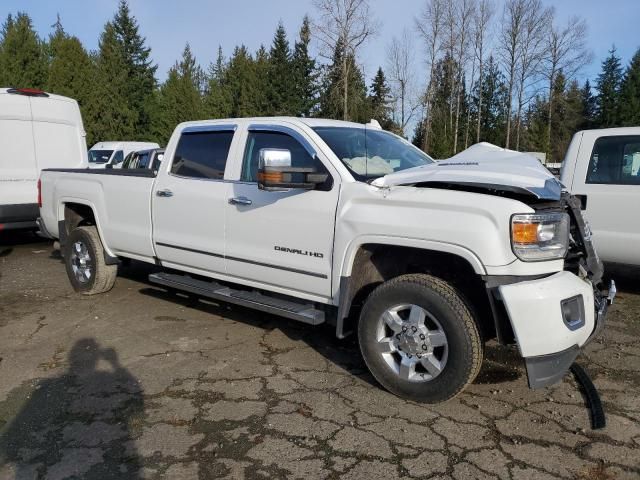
0, 87, 87, 231
88, 141, 160, 169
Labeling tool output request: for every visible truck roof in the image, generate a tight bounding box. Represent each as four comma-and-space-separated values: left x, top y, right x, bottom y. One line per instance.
177, 117, 375, 130
577, 126, 640, 135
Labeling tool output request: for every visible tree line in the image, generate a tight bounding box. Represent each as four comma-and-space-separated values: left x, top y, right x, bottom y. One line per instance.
0, 0, 639, 161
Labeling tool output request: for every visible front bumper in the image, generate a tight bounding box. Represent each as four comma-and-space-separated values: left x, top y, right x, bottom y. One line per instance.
497, 273, 615, 389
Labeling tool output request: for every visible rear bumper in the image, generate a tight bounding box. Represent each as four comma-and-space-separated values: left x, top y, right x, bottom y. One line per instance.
0, 203, 39, 230
496, 272, 615, 389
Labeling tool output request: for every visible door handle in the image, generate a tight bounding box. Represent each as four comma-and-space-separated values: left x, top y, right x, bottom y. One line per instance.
156, 189, 173, 197
228, 196, 252, 206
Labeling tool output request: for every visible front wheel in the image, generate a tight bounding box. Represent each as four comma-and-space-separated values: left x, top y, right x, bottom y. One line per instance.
64, 226, 117, 295
358, 274, 483, 403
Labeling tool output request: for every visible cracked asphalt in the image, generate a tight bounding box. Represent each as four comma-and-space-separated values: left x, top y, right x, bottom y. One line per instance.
1, 232, 639, 479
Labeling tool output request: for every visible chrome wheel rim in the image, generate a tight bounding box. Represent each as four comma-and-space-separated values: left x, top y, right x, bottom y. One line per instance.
70, 241, 92, 284
376, 304, 449, 383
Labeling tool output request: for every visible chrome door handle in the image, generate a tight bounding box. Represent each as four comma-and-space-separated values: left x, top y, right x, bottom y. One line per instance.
156, 189, 173, 197
228, 196, 252, 206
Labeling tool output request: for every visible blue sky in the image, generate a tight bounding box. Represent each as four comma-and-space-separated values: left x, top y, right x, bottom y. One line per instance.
2, 0, 639, 88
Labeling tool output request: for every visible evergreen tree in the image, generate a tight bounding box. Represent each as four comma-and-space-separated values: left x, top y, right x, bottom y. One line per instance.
112, 0, 157, 138
88, 22, 136, 143
254, 45, 271, 115
204, 46, 232, 118
368, 67, 397, 131
595, 47, 623, 128
320, 40, 369, 122
46, 18, 96, 144
580, 79, 597, 129
224, 45, 263, 117
267, 23, 292, 115
618, 48, 640, 126
153, 43, 204, 143
291, 16, 318, 117
0, 12, 47, 88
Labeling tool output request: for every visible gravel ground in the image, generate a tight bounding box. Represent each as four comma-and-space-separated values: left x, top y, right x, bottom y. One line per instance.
0, 232, 639, 479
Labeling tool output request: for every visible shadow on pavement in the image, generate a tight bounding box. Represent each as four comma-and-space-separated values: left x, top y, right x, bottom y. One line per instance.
0, 339, 144, 479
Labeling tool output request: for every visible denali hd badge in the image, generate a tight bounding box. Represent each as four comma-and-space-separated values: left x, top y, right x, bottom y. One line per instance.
274, 246, 324, 258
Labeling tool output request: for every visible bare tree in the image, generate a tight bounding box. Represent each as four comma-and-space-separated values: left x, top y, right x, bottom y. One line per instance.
514, 0, 551, 150
542, 14, 590, 155
415, 0, 446, 151
498, 0, 528, 149
452, 0, 475, 153
312, 0, 379, 120
473, 0, 494, 143
386, 29, 419, 134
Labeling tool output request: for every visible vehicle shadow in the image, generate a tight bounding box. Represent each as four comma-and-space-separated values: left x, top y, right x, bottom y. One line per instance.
603, 262, 640, 295
0, 231, 50, 258
0, 338, 144, 478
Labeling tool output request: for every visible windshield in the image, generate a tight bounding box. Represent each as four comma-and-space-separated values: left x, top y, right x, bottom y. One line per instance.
88, 150, 114, 164
313, 127, 434, 180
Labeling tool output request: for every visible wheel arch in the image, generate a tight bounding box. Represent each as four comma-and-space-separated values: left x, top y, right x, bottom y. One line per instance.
58, 199, 118, 265
335, 239, 493, 341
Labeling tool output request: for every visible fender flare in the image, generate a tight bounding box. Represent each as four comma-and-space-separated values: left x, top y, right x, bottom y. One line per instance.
334, 235, 486, 338
57, 198, 119, 265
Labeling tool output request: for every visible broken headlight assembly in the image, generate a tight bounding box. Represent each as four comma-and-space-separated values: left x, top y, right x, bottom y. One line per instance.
510, 212, 569, 261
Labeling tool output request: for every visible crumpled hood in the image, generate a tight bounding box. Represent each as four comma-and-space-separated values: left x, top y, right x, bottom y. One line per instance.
371, 142, 563, 200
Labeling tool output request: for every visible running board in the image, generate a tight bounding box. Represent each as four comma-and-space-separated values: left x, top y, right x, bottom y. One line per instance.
148, 272, 325, 325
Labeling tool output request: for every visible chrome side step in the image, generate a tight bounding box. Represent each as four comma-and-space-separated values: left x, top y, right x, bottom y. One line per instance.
148, 272, 325, 325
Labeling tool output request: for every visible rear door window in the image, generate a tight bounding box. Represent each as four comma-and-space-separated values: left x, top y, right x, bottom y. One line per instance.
171, 130, 234, 180
586, 136, 640, 185
112, 150, 124, 165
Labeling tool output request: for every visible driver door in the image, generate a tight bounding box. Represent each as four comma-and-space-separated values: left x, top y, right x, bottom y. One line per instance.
224, 125, 339, 299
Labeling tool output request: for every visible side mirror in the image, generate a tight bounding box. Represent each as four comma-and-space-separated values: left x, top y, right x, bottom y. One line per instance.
258, 148, 329, 191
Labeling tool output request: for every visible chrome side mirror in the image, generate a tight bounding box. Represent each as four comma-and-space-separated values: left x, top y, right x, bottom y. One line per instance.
257, 148, 328, 191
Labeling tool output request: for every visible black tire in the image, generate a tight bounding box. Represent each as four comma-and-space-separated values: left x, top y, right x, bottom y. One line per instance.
358, 273, 483, 403
64, 226, 117, 295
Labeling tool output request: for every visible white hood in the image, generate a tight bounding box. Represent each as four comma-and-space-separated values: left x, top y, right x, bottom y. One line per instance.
371, 142, 563, 200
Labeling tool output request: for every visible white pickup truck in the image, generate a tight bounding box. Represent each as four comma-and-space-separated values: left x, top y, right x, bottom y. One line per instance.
38, 118, 614, 403
561, 127, 640, 267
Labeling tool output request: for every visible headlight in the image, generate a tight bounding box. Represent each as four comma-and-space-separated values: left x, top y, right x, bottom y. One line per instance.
511, 213, 569, 261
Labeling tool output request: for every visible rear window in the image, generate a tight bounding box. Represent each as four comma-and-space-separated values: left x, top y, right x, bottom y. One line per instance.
171, 131, 234, 179
89, 150, 113, 163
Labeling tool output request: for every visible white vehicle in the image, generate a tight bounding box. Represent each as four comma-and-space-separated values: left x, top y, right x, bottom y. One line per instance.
38, 118, 614, 403
561, 128, 640, 266
88, 141, 159, 169
0, 88, 87, 231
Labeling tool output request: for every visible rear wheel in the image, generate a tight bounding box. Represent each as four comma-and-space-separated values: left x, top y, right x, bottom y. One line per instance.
358, 274, 483, 403
64, 226, 117, 295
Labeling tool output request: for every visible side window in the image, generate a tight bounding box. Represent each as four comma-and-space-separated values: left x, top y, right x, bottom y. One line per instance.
138, 152, 150, 169
121, 151, 135, 169
171, 130, 234, 179
112, 150, 124, 165
152, 153, 163, 172
241, 131, 326, 182
586, 136, 640, 185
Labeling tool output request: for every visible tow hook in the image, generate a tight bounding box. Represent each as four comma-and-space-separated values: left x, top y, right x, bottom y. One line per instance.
607, 280, 617, 304
570, 363, 605, 430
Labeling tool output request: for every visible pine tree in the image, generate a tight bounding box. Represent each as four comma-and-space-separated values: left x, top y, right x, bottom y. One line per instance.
595, 47, 623, 128
368, 67, 397, 131
267, 23, 292, 115
88, 22, 136, 143
320, 40, 369, 122
472, 56, 509, 148
153, 43, 204, 143
112, 0, 157, 138
46, 18, 96, 144
291, 16, 318, 117
224, 45, 262, 117
204, 46, 232, 119
0, 12, 47, 88
618, 48, 640, 126
580, 80, 597, 129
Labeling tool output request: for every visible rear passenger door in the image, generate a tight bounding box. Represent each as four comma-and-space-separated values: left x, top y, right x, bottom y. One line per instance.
152, 125, 237, 275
